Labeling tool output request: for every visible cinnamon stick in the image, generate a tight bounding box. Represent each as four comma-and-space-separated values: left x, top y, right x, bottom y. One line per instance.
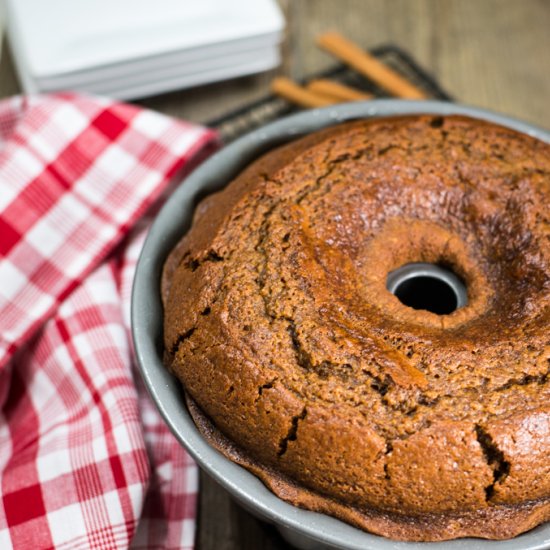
271, 77, 338, 108
317, 32, 427, 99
307, 79, 373, 101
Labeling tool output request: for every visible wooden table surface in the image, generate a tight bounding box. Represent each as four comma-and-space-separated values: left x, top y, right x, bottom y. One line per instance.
1, 1, 548, 548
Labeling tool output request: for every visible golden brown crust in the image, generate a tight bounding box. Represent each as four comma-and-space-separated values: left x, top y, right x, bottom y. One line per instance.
163, 115, 550, 540
187, 396, 550, 542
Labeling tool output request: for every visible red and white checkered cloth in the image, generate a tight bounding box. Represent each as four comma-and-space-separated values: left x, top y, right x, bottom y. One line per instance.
0, 93, 219, 549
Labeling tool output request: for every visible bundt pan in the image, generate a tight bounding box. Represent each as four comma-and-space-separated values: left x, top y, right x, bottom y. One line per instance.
131, 100, 550, 550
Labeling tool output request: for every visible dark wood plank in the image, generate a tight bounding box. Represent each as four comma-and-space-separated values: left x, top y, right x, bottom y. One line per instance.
285, 0, 550, 127
196, 472, 291, 550
0, 39, 20, 98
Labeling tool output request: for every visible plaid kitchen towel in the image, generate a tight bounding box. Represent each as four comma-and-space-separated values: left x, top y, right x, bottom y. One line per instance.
0, 93, 219, 549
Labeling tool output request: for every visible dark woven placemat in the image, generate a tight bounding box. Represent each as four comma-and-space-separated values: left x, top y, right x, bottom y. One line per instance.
209, 44, 452, 144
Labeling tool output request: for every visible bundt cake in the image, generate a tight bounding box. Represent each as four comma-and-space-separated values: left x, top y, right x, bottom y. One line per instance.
162, 115, 550, 541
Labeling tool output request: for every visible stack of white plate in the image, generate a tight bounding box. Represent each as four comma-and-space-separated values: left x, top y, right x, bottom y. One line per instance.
5, 0, 284, 100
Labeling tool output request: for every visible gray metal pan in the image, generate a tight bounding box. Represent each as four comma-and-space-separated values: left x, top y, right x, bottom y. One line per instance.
131, 100, 550, 550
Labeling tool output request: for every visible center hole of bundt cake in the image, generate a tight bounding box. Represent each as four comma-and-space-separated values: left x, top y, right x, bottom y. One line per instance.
386, 263, 467, 315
